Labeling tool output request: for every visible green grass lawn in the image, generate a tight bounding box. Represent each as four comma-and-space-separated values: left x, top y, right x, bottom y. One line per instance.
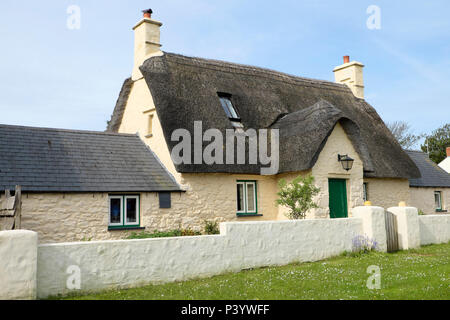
56, 243, 449, 300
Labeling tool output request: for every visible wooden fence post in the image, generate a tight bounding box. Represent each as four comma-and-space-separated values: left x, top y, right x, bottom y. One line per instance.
14, 186, 22, 230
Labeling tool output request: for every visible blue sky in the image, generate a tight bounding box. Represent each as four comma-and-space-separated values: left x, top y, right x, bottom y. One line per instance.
0, 1, 449, 141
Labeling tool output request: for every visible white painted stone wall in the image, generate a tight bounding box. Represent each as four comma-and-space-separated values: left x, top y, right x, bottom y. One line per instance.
0, 230, 38, 300
387, 206, 421, 250
419, 215, 450, 245
352, 206, 387, 252
36, 218, 364, 298
2, 207, 449, 299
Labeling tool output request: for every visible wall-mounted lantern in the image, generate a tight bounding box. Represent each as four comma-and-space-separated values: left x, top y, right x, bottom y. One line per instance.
338, 154, 354, 171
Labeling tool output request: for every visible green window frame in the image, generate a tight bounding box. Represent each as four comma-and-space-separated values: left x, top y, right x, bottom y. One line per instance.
236, 180, 258, 216
434, 191, 442, 211
108, 195, 141, 229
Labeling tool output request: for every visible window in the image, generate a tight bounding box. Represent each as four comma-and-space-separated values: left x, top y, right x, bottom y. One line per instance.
434, 191, 442, 211
218, 94, 239, 120
109, 195, 140, 229
363, 183, 368, 202
146, 113, 154, 138
236, 181, 258, 216
218, 93, 244, 131
159, 192, 171, 208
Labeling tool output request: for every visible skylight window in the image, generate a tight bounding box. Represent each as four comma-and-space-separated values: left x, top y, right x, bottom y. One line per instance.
218, 94, 240, 120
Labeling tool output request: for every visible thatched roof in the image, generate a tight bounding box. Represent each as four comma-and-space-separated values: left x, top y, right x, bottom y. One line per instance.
107, 77, 133, 133
110, 52, 420, 178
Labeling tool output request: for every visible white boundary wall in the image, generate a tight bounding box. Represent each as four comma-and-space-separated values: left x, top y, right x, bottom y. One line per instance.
1, 206, 449, 299
418, 215, 450, 245
0, 230, 38, 300
36, 218, 363, 298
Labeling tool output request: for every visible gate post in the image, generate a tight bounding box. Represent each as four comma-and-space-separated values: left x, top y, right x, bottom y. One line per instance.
0, 230, 38, 300
352, 206, 387, 252
387, 206, 420, 250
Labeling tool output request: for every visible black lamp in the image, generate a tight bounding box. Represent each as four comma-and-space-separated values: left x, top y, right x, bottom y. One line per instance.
338, 154, 354, 171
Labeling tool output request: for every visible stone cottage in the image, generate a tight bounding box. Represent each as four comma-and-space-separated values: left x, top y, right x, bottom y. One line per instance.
407, 150, 450, 214
0, 125, 184, 243
107, 11, 419, 223
0, 10, 424, 243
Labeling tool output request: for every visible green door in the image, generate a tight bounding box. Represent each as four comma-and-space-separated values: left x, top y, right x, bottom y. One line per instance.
328, 179, 348, 219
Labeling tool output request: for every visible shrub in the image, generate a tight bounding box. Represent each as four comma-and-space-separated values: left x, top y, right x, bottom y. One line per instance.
204, 220, 220, 235
276, 175, 320, 220
126, 228, 201, 240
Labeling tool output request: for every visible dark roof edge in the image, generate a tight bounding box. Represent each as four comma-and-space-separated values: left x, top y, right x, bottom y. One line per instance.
0, 123, 137, 137
0, 189, 186, 193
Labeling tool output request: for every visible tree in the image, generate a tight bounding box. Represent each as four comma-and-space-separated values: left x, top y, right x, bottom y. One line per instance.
386, 121, 423, 150
276, 175, 320, 220
421, 123, 450, 164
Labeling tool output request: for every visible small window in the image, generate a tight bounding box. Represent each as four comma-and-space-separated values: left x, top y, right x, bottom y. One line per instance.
218, 94, 240, 120
363, 183, 368, 202
434, 191, 442, 211
236, 181, 258, 216
109, 195, 140, 228
147, 114, 154, 136
159, 192, 171, 209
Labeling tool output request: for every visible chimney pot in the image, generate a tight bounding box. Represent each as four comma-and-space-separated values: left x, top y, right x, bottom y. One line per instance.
343, 55, 350, 64
447, 147, 450, 157
142, 8, 153, 19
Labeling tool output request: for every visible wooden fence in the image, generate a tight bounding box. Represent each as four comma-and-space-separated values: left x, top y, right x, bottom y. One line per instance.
384, 210, 399, 252
0, 185, 22, 230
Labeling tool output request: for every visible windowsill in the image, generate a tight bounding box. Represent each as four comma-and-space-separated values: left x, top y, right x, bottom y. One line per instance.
108, 226, 145, 231
237, 214, 263, 217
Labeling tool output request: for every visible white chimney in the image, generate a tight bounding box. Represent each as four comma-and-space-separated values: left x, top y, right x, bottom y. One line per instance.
333, 56, 365, 99
132, 9, 163, 80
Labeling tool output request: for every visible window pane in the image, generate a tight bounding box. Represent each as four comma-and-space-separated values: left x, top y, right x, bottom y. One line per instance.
237, 184, 245, 212
363, 183, 368, 202
110, 198, 121, 224
247, 183, 255, 212
219, 97, 233, 118
219, 97, 239, 119
435, 192, 441, 209
224, 99, 239, 119
126, 198, 137, 224
159, 192, 171, 209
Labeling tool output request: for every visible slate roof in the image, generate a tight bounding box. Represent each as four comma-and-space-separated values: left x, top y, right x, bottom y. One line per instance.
108, 52, 420, 179
0, 124, 181, 192
406, 150, 450, 188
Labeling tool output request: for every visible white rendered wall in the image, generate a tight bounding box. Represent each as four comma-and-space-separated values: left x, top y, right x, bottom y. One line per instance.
36, 218, 363, 298
0, 230, 38, 299
418, 215, 450, 245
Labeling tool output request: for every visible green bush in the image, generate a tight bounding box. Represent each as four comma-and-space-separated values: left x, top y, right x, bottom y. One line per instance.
204, 220, 220, 235
126, 228, 201, 240
276, 175, 320, 220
